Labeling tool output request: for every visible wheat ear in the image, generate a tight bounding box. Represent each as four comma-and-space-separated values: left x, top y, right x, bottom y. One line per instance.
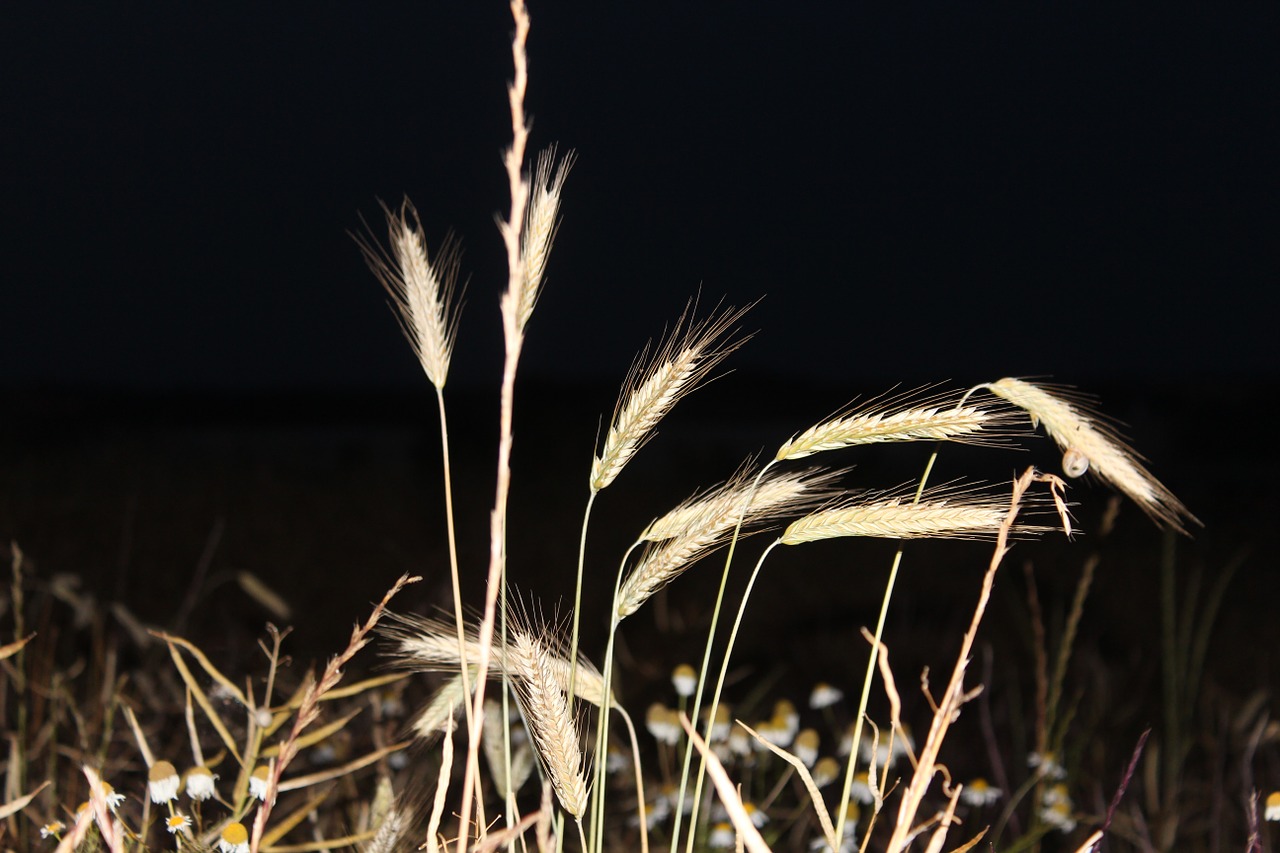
591, 301, 752, 492
982, 378, 1199, 534
518, 148, 573, 331
777, 387, 1019, 461
355, 199, 463, 390
386, 614, 613, 709
507, 631, 590, 818
616, 466, 840, 619
781, 486, 1048, 543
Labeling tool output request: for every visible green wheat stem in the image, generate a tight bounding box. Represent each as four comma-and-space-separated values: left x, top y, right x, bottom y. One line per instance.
673, 462, 774, 853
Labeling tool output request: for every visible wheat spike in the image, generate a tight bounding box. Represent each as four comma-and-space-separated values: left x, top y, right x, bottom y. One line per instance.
386, 613, 613, 708
518, 148, 573, 331
617, 466, 841, 619
781, 495, 1019, 543
355, 199, 462, 389
508, 631, 589, 818
591, 301, 752, 492
777, 388, 1019, 461
410, 670, 475, 740
983, 378, 1198, 534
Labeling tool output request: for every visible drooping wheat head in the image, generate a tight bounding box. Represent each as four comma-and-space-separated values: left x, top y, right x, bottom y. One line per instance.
615, 466, 842, 619
781, 485, 1052, 544
981, 377, 1199, 534
776, 387, 1022, 461
507, 630, 590, 819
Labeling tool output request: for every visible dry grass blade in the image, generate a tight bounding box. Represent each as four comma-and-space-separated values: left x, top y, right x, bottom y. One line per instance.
0, 780, 48, 820
162, 639, 243, 764
617, 466, 841, 619
591, 301, 753, 492
356, 199, 463, 389
739, 720, 837, 848
519, 147, 573, 330
983, 377, 1199, 534
507, 631, 589, 818
781, 486, 1045, 544
777, 387, 1020, 461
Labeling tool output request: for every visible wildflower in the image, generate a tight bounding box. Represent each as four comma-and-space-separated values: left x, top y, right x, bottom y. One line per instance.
148, 760, 181, 804
166, 814, 192, 835
812, 756, 841, 788
742, 801, 768, 828
728, 724, 751, 756
849, 770, 874, 804
793, 728, 820, 768
1028, 750, 1067, 780
671, 663, 697, 698
40, 821, 66, 839
630, 794, 670, 830
810, 682, 843, 709
1268, 791, 1280, 821
660, 782, 695, 816
708, 822, 736, 848
249, 765, 272, 801
645, 703, 680, 746
1039, 783, 1075, 832
773, 699, 799, 737
753, 718, 791, 749
219, 822, 250, 853
606, 744, 629, 774
703, 703, 732, 742
185, 765, 218, 801
101, 782, 126, 809
858, 729, 895, 768
960, 777, 1002, 807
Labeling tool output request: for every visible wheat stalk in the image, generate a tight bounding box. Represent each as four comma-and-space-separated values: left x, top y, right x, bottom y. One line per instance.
776, 388, 1019, 461
508, 631, 590, 818
982, 378, 1198, 534
591, 301, 752, 492
355, 200, 462, 390
616, 466, 840, 619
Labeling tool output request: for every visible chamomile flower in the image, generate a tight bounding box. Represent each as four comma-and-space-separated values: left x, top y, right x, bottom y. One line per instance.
148, 760, 180, 804
671, 664, 697, 698
960, 777, 1002, 807
793, 728, 820, 767
40, 821, 66, 839
708, 822, 736, 848
185, 765, 218, 801
101, 782, 126, 809
773, 699, 799, 737
219, 822, 250, 853
1028, 750, 1067, 780
1266, 791, 1280, 821
166, 813, 192, 835
1039, 783, 1075, 832
849, 770, 874, 804
645, 703, 680, 746
742, 801, 768, 828
809, 682, 843, 710
703, 704, 732, 742
249, 765, 272, 801
812, 757, 841, 788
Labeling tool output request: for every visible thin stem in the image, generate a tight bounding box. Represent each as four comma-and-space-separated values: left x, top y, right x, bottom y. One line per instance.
674, 462, 775, 853
435, 385, 476, 746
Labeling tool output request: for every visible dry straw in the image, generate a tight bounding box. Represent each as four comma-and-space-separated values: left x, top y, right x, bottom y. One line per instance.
776, 387, 1020, 461
982, 378, 1199, 534
508, 631, 590, 818
616, 466, 841, 619
591, 302, 752, 492
355, 200, 463, 390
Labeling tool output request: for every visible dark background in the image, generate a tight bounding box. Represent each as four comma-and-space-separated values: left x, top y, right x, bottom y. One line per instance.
2, 3, 1278, 722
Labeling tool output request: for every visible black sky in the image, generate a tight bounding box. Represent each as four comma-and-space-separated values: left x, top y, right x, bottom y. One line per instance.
3, 3, 1278, 395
